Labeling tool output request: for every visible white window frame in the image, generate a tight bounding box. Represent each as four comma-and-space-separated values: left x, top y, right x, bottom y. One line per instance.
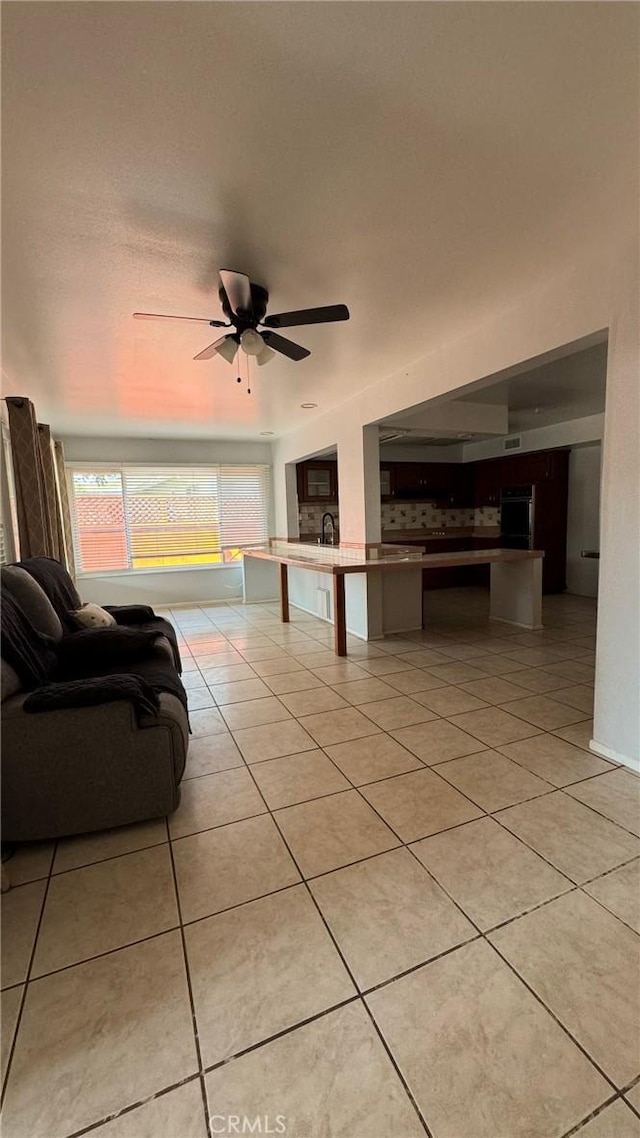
66, 461, 272, 577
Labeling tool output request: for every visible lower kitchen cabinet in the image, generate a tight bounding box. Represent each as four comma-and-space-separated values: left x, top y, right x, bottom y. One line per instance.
382, 449, 570, 593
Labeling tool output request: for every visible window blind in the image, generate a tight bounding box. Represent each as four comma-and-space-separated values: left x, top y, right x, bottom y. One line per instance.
69, 464, 270, 573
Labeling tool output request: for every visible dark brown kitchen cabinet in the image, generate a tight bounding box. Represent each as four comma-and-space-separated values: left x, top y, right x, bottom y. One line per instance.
473, 449, 570, 592
441, 462, 473, 507
532, 453, 570, 593
380, 462, 394, 500
473, 459, 505, 506
379, 461, 473, 505
391, 463, 420, 498
296, 460, 338, 503
473, 449, 568, 505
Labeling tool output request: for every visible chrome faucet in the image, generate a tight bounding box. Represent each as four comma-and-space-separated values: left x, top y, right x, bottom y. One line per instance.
321, 512, 336, 545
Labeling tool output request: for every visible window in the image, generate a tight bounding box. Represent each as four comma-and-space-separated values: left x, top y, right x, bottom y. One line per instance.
68, 464, 270, 574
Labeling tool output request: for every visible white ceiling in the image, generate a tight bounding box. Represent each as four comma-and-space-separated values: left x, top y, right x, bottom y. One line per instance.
455, 342, 608, 432
379, 340, 608, 446
2, 3, 636, 440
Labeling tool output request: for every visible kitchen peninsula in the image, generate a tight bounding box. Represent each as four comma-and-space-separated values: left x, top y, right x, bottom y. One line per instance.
242, 541, 544, 656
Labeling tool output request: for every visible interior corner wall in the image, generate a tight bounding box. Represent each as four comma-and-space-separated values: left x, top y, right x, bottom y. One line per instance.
592, 250, 640, 771
566, 444, 602, 598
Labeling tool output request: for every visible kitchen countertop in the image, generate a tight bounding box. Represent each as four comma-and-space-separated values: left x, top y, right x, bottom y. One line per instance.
242, 541, 543, 575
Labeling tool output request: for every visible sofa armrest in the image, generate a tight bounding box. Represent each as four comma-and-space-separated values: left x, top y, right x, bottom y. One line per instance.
1, 692, 189, 841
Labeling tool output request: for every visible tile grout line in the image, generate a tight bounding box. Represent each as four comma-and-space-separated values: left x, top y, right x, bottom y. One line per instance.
487, 937, 624, 1097
279, 719, 636, 1099
236, 738, 434, 1138
1, 837, 58, 1107
186, 682, 636, 935
559, 1087, 639, 1138
62, 1073, 205, 1138
2, 600, 624, 1138
215, 678, 630, 1120
164, 816, 211, 1138
580, 853, 640, 889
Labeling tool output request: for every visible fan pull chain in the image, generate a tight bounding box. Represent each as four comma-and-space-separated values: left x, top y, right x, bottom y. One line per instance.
235, 352, 252, 394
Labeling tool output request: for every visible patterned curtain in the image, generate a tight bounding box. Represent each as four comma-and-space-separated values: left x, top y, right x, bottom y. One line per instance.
53, 439, 75, 577
4, 397, 75, 575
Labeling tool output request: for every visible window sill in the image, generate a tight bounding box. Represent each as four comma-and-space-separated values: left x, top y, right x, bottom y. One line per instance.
76, 562, 243, 579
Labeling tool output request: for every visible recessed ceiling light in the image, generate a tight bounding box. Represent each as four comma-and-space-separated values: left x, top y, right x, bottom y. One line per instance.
300, 402, 317, 409
260, 431, 274, 436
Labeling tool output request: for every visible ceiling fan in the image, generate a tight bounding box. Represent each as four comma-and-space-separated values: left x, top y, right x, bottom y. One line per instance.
133, 270, 349, 367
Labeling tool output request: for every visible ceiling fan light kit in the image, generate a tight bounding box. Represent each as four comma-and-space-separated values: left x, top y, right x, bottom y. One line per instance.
133, 269, 350, 374
213, 336, 239, 365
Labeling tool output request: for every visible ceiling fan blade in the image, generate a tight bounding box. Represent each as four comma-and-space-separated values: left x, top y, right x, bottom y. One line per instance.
133, 312, 227, 327
261, 331, 310, 361
219, 270, 253, 318
193, 336, 230, 361
263, 304, 349, 329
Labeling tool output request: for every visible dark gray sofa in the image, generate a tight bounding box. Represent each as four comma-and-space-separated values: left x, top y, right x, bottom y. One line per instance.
1, 559, 188, 841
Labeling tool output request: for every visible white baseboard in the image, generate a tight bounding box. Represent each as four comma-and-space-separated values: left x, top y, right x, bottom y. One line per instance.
490, 616, 544, 631
383, 624, 423, 636
589, 738, 640, 773
288, 601, 368, 641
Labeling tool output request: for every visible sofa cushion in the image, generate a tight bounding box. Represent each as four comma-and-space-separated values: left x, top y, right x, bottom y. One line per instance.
1, 566, 63, 640
0, 584, 58, 688
16, 556, 81, 632
70, 603, 117, 629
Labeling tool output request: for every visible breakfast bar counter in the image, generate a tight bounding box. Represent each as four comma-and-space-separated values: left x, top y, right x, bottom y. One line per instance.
242, 542, 544, 656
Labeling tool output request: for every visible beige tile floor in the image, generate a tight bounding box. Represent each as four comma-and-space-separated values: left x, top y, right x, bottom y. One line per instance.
2, 588, 640, 1138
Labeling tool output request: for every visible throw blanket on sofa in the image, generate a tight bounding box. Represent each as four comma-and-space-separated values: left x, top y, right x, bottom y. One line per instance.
24, 675, 160, 722
54, 630, 189, 713
17, 556, 82, 632
104, 605, 155, 624
56, 627, 168, 669
1, 586, 58, 688
105, 607, 182, 672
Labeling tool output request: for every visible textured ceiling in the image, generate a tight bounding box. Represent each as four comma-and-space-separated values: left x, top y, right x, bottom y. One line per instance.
1, 2, 636, 439
455, 343, 608, 432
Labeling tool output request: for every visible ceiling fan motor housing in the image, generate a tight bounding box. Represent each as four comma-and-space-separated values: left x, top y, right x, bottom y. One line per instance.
219, 282, 268, 329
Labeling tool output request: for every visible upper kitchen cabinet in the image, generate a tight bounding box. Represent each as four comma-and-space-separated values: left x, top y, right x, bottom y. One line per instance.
473, 459, 504, 506
380, 461, 473, 505
516, 449, 568, 483
445, 463, 474, 507
296, 460, 338, 503
391, 462, 422, 499
380, 462, 394, 501
473, 449, 569, 505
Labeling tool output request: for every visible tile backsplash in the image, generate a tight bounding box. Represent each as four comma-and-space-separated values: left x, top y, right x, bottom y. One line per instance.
299, 503, 340, 536
298, 502, 500, 535
382, 503, 501, 530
